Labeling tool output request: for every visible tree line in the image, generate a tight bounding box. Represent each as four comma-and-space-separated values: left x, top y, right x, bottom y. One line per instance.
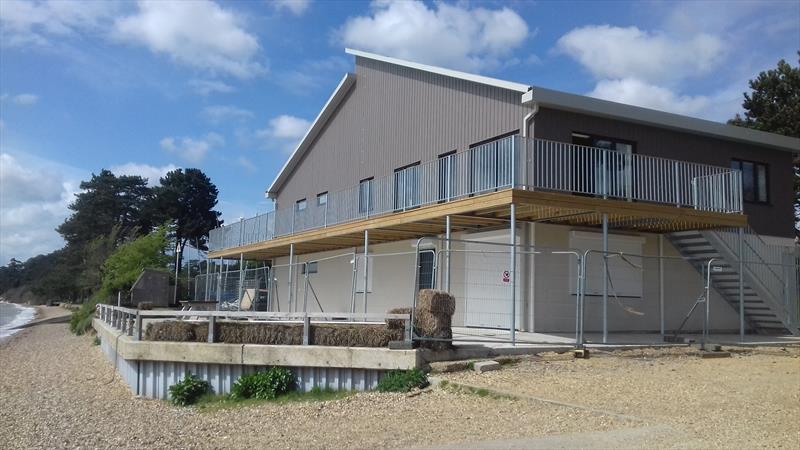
0, 168, 222, 304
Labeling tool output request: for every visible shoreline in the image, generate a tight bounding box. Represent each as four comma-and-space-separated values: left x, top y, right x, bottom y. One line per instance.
0, 302, 38, 345
0, 305, 70, 347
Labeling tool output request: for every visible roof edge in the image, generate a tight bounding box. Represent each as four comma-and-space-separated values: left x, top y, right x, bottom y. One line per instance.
266, 73, 357, 198
345, 48, 531, 94
532, 86, 800, 152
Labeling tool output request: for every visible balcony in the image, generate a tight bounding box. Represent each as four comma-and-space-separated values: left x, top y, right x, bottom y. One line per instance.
209, 136, 744, 256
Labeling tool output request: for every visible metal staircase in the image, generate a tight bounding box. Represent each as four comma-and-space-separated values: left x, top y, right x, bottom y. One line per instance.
668, 229, 799, 335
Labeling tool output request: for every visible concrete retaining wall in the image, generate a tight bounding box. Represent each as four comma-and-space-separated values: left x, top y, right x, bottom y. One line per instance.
94, 319, 420, 400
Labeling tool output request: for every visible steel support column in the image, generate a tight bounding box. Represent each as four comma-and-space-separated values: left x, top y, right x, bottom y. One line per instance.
445, 215, 452, 292
363, 230, 369, 317
238, 253, 244, 311
738, 227, 745, 342
510, 203, 517, 345
659, 234, 665, 336
602, 213, 609, 344
288, 243, 295, 312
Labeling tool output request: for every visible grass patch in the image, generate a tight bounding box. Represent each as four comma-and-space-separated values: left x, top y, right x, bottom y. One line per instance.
194, 387, 353, 412
376, 369, 429, 393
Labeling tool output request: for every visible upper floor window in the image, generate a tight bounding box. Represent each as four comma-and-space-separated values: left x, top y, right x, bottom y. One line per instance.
394, 162, 420, 211
317, 192, 328, 206
295, 199, 307, 211
731, 159, 768, 203
469, 132, 518, 194
358, 178, 374, 214
438, 151, 457, 203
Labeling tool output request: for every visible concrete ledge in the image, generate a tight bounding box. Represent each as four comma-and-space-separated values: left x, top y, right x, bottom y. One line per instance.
94, 318, 420, 370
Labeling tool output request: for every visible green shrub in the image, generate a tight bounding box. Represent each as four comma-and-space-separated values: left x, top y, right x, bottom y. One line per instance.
92, 336, 101, 346
169, 373, 212, 406
231, 367, 296, 400
376, 369, 429, 393
70, 298, 100, 335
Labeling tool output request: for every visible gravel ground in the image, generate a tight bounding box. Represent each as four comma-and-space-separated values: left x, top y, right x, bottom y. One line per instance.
442, 346, 800, 449
0, 322, 628, 450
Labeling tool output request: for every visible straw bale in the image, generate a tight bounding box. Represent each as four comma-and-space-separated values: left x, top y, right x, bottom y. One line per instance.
386, 307, 412, 329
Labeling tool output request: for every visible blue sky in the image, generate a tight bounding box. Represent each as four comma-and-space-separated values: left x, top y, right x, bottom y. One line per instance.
1, 0, 798, 262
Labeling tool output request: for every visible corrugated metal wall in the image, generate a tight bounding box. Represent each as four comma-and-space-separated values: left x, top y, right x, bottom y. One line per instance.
274, 56, 530, 208
100, 337, 386, 400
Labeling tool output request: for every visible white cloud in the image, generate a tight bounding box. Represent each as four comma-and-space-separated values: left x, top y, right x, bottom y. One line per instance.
160, 132, 224, 164
201, 105, 254, 124
271, 0, 311, 16
256, 114, 310, 154
0, 152, 84, 263
12, 93, 39, 105
114, 0, 264, 79
0, 0, 119, 47
109, 162, 179, 186
259, 114, 310, 139
188, 78, 235, 96
556, 25, 725, 85
338, 0, 529, 72
589, 78, 713, 117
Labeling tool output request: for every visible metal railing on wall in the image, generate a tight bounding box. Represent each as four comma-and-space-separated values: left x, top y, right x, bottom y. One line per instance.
209, 136, 743, 252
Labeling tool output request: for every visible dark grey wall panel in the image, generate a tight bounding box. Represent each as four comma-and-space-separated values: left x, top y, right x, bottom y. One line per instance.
534, 108, 795, 238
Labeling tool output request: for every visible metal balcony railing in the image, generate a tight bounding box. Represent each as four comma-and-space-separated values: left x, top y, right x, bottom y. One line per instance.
209, 136, 743, 252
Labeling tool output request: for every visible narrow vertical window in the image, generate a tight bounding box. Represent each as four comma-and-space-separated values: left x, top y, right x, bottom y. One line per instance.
732, 159, 768, 204
358, 178, 373, 214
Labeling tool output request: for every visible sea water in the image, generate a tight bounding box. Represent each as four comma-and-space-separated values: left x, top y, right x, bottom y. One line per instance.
0, 302, 36, 339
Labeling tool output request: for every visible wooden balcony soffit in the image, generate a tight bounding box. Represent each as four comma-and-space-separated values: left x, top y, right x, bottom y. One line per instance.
209, 189, 747, 260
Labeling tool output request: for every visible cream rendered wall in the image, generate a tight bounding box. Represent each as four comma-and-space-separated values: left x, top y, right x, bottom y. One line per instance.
531, 223, 742, 333
267, 222, 744, 334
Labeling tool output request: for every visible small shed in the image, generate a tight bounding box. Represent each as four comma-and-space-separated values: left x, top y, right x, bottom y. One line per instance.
130, 269, 171, 308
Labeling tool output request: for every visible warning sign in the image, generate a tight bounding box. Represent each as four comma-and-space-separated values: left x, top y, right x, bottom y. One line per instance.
502, 271, 510, 283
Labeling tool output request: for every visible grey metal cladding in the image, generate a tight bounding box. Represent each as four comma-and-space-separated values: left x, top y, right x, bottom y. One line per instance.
274, 56, 529, 208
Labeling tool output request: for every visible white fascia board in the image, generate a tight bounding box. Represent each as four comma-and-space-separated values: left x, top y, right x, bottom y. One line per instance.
266, 73, 357, 198
532, 86, 800, 153
345, 48, 531, 94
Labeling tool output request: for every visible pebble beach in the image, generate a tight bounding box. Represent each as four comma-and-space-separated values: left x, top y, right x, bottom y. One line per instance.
1, 310, 798, 449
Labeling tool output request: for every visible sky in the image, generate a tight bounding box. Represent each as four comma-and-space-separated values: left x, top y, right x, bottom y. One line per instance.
1, 0, 798, 263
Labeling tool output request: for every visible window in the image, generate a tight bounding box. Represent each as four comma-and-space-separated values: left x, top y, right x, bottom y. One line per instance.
295, 199, 307, 211
394, 162, 420, 211
417, 250, 435, 290
731, 159, 768, 203
358, 178, 374, 214
301, 261, 318, 274
469, 132, 517, 194
317, 192, 328, 206
571, 132, 635, 199
438, 151, 457, 202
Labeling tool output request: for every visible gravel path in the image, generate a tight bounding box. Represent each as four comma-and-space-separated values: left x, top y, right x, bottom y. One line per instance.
0, 322, 629, 449
442, 347, 800, 449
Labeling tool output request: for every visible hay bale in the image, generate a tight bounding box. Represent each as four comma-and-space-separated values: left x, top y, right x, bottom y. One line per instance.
415, 289, 455, 351
386, 307, 412, 329
144, 320, 204, 342
312, 324, 403, 347
137, 302, 154, 310
216, 322, 303, 345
